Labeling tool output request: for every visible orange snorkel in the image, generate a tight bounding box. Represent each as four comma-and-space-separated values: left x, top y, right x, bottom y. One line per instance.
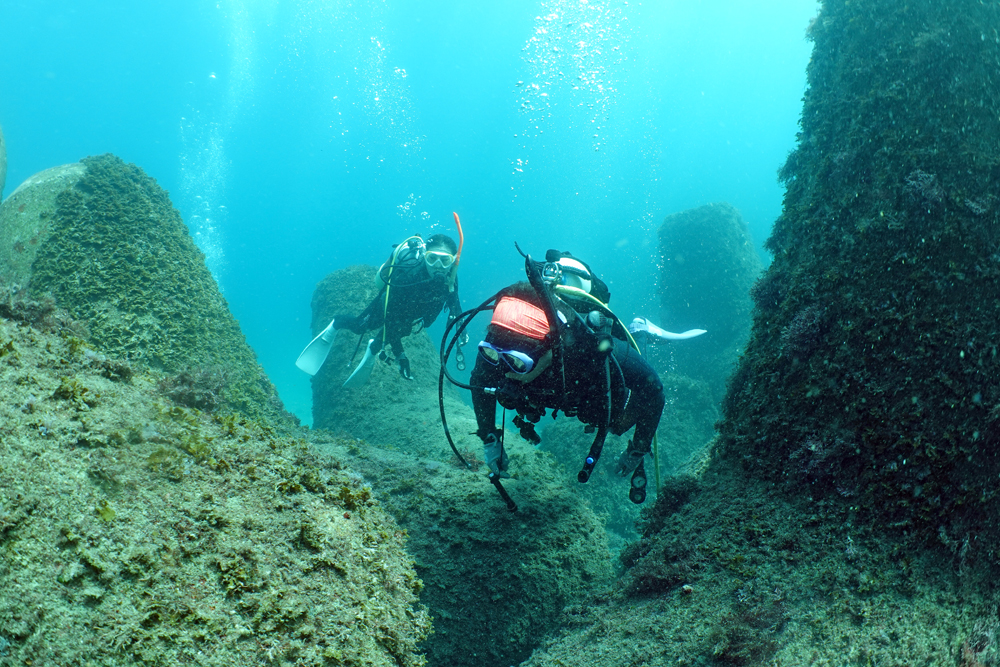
450, 211, 467, 371
447, 211, 464, 291
452, 211, 464, 266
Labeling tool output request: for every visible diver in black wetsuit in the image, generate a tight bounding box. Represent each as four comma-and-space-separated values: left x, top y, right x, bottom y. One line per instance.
466, 253, 665, 504
334, 233, 464, 381
295, 232, 466, 384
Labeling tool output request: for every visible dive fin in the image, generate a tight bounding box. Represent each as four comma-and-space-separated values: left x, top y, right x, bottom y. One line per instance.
657, 328, 707, 340
295, 318, 337, 376
342, 339, 377, 388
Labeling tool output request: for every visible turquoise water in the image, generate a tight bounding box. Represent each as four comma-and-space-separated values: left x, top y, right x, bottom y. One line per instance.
0, 0, 817, 425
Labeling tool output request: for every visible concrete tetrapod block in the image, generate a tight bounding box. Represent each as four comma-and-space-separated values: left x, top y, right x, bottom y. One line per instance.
0, 123, 6, 200
0, 163, 86, 288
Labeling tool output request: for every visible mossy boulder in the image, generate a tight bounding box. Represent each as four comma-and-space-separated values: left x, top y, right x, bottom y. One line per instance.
307, 264, 471, 458
658, 202, 761, 402
311, 430, 615, 667
720, 1, 1000, 555
0, 154, 292, 427
0, 312, 430, 666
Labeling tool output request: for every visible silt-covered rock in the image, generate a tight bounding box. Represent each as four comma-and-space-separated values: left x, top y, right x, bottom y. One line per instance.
658, 202, 761, 402
0, 163, 86, 288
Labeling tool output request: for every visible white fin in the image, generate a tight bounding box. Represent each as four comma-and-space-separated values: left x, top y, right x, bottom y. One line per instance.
342, 339, 377, 388
629, 317, 707, 341
295, 318, 337, 375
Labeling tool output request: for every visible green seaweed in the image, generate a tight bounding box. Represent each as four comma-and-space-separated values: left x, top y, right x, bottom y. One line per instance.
146, 446, 187, 481
52, 376, 99, 410
336, 482, 373, 511
94, 500, 116, 523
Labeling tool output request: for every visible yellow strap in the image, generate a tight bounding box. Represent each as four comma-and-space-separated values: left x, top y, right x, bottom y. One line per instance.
381, 235, 423, 351
652, 433, 660, 495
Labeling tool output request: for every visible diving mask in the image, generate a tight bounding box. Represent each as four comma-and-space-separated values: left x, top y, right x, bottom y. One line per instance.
478, 341, 538, 374
425, 250, 456, 271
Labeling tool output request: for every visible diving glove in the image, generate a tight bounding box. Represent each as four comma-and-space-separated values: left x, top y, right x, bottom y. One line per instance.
614, 441, 648, 477
398, 354, 413, 380
483, 433, 510, 478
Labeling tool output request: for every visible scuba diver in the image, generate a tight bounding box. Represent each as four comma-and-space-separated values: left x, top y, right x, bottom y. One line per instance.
296, 216, 467, 386
439, 247, 698, 511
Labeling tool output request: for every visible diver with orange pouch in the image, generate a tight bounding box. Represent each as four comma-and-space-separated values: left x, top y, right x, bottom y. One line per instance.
439, 246, 678, 511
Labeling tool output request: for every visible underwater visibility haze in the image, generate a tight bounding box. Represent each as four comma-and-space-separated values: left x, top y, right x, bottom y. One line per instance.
14, 1, 1000, 666
0, 0, 816, 424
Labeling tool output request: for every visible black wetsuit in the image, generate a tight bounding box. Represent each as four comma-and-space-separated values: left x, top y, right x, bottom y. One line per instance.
470, 315, 664, 456
334, 248, 461, 358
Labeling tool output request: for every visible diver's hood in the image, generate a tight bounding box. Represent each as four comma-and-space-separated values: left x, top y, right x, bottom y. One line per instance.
555, 257, 592, 294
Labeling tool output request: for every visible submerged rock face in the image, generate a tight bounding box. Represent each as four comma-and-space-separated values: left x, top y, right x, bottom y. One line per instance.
520, 465, 1000, 666
658, 202, 761, 402
720, 1, 1000, 551
0, 154, 292, 426
0, 313, 430, 666
313, 433, 615, 667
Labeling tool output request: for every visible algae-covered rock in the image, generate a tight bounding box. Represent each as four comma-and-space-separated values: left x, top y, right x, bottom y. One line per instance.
720, 0, 1000, 554
513, 3, 1000, 665
0, 123, 6, 200
308, 264, 474, 458
520, 466, 1000, 666
658, 202, 761, 402
311, 430, 614, 667
0, 154, 291, 427
0, 311, 430, 666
